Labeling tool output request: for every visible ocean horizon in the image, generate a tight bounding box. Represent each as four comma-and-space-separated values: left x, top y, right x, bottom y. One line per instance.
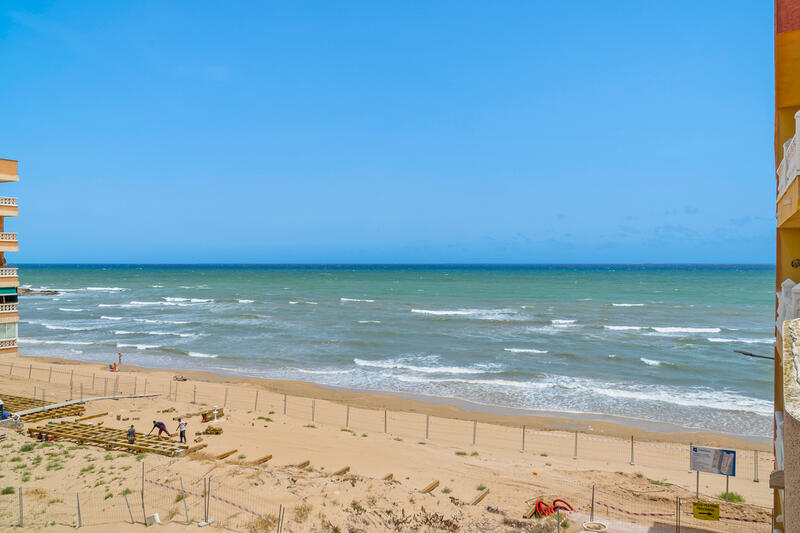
16, 263, 775, 437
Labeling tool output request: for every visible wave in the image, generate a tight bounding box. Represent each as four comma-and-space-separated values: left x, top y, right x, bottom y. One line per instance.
354, 358, 500, 375
357, 320, 381, 324
58, 308, 84, 312
652, 327, 720, 334
289, 300, 318, 305
607, 354, 619, 358
19, 338, 93, 346
130, 300, 189, 307
604, 326, 645, 331
707, 337, 774, 344
85, 287, 126, 291
116, 343, 160, 350
133, 318, 189, 325
113, 330, 200, 338
504, 348, 548, 354
191, 298, 213, 303
101, 316, 123, 320
551, 319, 577, 328
411, 308, 520, 321
341, 298, 375, 303
612, 303, 645, 307
238, 299, 255, 303
188, 351, 219, 358
26, 321, 91, 332
294, 368, 355, 375
164, 297, 189, 302
640, 357, 674, 367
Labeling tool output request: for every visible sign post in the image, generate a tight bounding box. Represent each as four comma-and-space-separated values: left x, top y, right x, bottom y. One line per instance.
690, 446, 736, 500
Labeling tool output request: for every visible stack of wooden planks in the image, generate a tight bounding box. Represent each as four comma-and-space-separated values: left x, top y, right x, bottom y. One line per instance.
28, 421, 189, 456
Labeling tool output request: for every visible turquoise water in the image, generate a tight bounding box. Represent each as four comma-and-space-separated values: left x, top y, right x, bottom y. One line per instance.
17, 265, 774, 436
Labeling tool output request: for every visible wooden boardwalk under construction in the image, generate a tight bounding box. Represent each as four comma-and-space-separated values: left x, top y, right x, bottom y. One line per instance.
28, 421, 189, 456
1, 393, 85, 422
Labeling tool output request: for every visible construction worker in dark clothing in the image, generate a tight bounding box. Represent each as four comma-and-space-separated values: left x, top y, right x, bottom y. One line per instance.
147, 420, 171, 439
127, 425, 136, 444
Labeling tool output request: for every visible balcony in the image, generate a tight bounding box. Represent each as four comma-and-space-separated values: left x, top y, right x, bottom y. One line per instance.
0, 233, 19, 253
0, 159, 18, 183
0, 303, 17, 313
0, 197, 19, 217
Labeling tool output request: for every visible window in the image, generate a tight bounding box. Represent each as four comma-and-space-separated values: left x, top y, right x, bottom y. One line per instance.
0, 322, 17, 340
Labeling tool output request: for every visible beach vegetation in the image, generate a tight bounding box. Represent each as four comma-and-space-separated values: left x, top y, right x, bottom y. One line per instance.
304, 424, 317, 429
349, 500, 365, 514
257, 416, 272, 422
635, 472, 644, 478
121, 488, 132, 496
19, 443, 35, 453
293, 502, 312, 522
648, 479, 670, 486
470, 451, 479, 456
238, 454, 246, 460
418, 441, 426, 445
393, 437, 402, 441
717, 492, 745, 503
441, 487, 452, 494
361, 434, 367, 437
455, 451, 467, 456
476, 484, 486, 491
540, 453, 548, 457
9, 456, 21, 462
135, 453, 147, 461
1, 487, 13, 495
175, 493, 184, 502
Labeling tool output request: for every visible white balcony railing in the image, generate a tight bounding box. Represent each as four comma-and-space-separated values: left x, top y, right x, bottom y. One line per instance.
0, 268, 18, 277
0, 233, 18, 242
0, 197, 18, 207
0, 303, 17, 313
0, 339, 17, 349
778, 110, 800, 199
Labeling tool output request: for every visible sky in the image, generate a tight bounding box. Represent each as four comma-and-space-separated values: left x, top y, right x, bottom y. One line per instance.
0, 1, 776, 263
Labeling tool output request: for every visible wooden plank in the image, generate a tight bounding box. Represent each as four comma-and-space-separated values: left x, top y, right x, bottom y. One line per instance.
382, 473, 393, 481
186, 443, 208, 454
216, 449, 238, 460
75, 412, 108, 422
295, 460, 310, 469
253, 454, 272, 465
332, 466, 350, 476
523, 505, 537, 519
420, 480, 439, 494
470, 488, 489, 506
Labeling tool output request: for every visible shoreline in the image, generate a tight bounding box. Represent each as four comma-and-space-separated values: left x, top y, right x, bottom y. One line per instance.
18, 352, 772, 450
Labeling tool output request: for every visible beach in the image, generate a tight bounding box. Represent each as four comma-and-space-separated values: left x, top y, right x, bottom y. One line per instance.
0, 354, 774, 532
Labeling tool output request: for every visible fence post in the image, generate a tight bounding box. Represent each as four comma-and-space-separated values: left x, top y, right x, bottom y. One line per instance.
70, 371, 74, 401
133, 376, 137, 395
47, 366, 52, 382
18, 487, 22, 528
425, 415, 430, 440
42, 388, 46, 407
253, 390, 259, 411
754, 450, 759, 482
384, 410, 387, 434
144, 378, 147, 395
590, 485, 595, 521
573, 431, 578, 460
193, 385, 197, 404
174, 382, 178, 402
91, 372, 95, 391
520, 425, 525, 452
141, 462, 146, 522
76, 492, 82, 528
346, 405, 350, 428
8, 362, 12, 375
207, 476, 213, 523
630, 435, 635, 465
28, 364, 31, 379
204, 478, 209, 523
123, 492, 134, 523
224, 387, 228, 408
312, 400, 316, 423
179, 476, 189, 524
104, 377, 108, 397
114, 374, 119, 398
283, 394, 287, 415
725, 475, 729, 501
33, 386, 37, 403
472, 420, 477, 446
556, 508, 561, 532
80, 383, 83, 402
675, 497, 680, 532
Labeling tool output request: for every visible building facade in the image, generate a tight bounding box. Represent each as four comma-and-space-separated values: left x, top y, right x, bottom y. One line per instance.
0, 159, 20, 357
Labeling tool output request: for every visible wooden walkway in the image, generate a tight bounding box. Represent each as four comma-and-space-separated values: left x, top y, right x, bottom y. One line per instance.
1, 393, 85, 422
28, 421, 188, 456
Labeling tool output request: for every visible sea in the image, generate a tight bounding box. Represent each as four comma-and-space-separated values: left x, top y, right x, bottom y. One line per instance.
16, 264, 775, 438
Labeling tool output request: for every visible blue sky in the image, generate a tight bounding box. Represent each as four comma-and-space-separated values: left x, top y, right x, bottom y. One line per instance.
0, 2, 775, 263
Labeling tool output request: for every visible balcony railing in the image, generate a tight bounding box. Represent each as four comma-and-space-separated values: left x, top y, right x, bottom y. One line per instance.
778, 110, 800, 199
0, 197, 18, 207
0, 339, 17, 349
0, 268, 18, 277
0, 233, 18, 242
0, 303, 18, 313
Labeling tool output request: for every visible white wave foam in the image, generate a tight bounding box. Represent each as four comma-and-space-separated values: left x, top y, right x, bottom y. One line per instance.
607, 354, 618, 358
116, 343, 159, 350
289, 300, 318, 305
58, 308, 84, 312
341, 298, 375, 303
133, 318, 189, 325
354, 358, 499, 375
294, 368, 355, 375
113, 330, 199, 338
238, 299, 255, 303
151, 285, 164, 288
640, 357, 664, 366
411, 308, 519, 320
191, 298, 212, 303
188, 351, 219, 358
604, 326, 645, 331
612, 303, 645, 307
358, 320, 381, 324
164, 297, 189, 302
26, 321, 91, 332
131, 300, 188, 307
19, 338, 93, 346
707, 337, 774, 344
85, 287, 126, 291
652, 327, 720, 334
504, 348, 548, 354
101, 316, 123, 321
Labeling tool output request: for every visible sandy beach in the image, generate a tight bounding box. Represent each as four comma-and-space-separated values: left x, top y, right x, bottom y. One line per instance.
0, 354, 774, 532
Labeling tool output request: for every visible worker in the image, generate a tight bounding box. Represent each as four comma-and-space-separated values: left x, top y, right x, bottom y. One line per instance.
127, 425, 136, 444
147, 420, 171, 439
